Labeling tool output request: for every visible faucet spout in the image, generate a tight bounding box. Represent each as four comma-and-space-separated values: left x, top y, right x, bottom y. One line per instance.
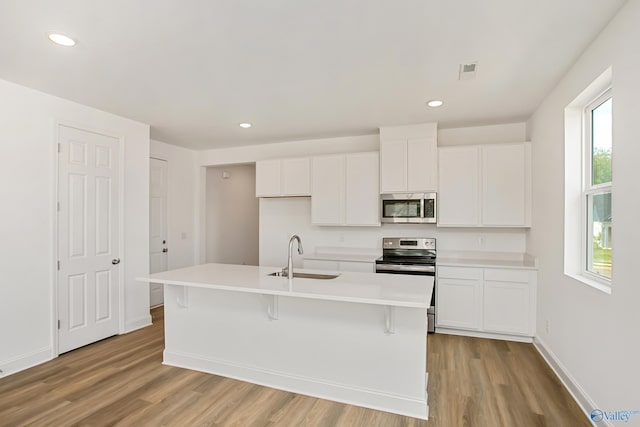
287, 235, 303, 279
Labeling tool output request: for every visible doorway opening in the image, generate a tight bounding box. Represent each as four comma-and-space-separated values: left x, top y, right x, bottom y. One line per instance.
205, 164, 259, 265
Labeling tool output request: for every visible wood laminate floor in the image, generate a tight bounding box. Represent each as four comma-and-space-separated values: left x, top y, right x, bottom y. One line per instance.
0, 307, 589, 427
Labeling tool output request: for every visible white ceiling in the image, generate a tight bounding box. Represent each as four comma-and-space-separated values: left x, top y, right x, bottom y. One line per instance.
0, 0, 626, 150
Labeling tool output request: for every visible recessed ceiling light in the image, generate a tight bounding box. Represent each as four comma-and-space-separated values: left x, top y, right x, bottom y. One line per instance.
426, 100, 444, 108
239, 123, 252, 128
48, 33, 76, 47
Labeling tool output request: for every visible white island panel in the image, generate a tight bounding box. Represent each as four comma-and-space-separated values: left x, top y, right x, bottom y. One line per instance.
140, 263, 432, 419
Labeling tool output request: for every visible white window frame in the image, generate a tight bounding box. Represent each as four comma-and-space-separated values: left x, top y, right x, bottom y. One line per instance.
563, 66, 612, 294
582, 89, 612, 285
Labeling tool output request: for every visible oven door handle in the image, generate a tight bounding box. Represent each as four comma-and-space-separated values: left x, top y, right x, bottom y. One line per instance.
376, 264, 435, 274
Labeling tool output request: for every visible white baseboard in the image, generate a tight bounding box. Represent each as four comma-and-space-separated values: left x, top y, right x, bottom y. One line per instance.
435, 327, 533, 343
124, 314, 152, 333
164, 350, 429, 420
0, 347, 51, 378
533, 337, 604, 427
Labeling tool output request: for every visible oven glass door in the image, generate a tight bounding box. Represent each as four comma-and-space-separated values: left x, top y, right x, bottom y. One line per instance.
382, 199, 422, 219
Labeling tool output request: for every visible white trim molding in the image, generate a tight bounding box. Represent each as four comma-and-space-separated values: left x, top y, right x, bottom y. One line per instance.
124, 315, 153, 334
533, 337, 608, 427
0, 347, 51, 378
164, 350, 429, 420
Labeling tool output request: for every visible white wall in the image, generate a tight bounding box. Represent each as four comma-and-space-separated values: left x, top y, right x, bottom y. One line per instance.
0, 78, 150, 376
150, 140, 197, 270
206, 165, 259, 265
260, 198, 526, 268
438, 123, 527, 146
527, 0, 640, 415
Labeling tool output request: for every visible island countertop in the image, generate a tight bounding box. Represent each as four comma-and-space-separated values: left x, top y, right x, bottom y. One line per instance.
139, 263, 432, 309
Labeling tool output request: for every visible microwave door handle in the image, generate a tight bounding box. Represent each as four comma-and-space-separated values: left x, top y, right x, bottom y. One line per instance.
420, 198, 426, 219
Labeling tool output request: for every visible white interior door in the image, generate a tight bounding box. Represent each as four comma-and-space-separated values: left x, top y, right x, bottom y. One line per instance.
58, 125, 120, 354
149, 158, 168, 307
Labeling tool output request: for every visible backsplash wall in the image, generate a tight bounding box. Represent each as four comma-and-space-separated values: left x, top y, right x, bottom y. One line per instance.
259, 197, 527, 267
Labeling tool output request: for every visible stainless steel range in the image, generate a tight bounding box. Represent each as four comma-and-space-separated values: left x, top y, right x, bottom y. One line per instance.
375, 237, 436, 333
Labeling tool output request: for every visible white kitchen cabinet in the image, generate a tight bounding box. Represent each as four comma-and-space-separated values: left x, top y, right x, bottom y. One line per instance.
482, 269, 535, 336
311, 155, 345, 225
380, 123, 438, 193
437, 142, 531, 227
303, 259, 375, 273
437, 146, 480, 226
345, 152, 380, 226
255, 160, 281, 197
436, 267, 483, 330
481, 144, 531, 226
256, 157, 311, 197
436, 265, 537, 340
312, 152, 380, 226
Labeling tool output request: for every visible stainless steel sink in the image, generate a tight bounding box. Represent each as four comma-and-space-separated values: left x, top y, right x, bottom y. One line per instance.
268, 271, 339, 280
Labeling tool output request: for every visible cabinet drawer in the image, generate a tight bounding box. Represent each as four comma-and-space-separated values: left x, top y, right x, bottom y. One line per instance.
437, 266, 483, 280
484, 268, 530, 283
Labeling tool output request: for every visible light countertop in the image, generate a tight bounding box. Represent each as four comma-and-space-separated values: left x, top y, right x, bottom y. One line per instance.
437, 252, 537, 270
139, 263, 432, 309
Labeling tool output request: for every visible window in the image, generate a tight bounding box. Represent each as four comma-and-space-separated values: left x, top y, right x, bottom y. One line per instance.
564, 67, 612, 293
584, 90, 612, 281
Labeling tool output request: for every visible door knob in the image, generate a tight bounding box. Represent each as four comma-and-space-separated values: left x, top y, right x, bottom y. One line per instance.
162, 248, 168, 253
112, 258, 120, 265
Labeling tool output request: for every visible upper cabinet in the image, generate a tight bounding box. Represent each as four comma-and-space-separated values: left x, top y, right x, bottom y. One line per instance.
256, 157, 311, 197
312, 152, 380, 226
379, 123, 438, 193
438, 146, 481, 226
438, 142, 531, 227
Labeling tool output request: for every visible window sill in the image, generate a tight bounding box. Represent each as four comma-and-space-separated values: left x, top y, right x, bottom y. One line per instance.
565, 273, 612, 294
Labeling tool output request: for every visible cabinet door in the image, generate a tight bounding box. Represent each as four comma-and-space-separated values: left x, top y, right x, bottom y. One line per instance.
483, 281, 531, 335
436, 278, 482, 330
345, 152, 380, 226
482, 144, 529, 226
380, 140, 407, 193
255, 160, 281, 197
311, 155, 345, 225
281, 157, 311, 196
437, 146, 480, 226
407, 137, 437, 192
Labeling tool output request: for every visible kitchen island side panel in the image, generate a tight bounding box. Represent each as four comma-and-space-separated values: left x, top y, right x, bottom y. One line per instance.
163, 284, 428, 419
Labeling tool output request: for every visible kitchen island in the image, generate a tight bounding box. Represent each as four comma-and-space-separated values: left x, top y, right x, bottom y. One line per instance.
138, 263, 432, 419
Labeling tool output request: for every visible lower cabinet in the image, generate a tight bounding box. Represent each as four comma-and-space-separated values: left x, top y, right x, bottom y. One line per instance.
436, 266, 536, 339
437, 277, 482, 330
303, 259, 375, 273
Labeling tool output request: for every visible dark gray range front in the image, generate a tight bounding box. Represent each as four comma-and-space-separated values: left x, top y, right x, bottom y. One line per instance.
375, 237, 436, 333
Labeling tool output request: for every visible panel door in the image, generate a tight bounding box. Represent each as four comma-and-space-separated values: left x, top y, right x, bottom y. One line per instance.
436, 278, 482, 330
281, 157, 311, 196
255, 160, 281, 197
380, 140, 407, 193
482, 143, 529, 226
407, 137, 437, 192
58, 125, 120, 354
311, 155, 345, 225
483, 281, 531, 335
150, 158, 168, 307
345, 152, 380, 226
437, 146, 480, 226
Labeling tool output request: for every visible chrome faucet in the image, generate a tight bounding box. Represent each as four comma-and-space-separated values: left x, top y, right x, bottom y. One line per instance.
287, 234, 304, 279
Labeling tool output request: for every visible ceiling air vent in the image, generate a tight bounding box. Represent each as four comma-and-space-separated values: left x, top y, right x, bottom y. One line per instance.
459, 62, 478, 80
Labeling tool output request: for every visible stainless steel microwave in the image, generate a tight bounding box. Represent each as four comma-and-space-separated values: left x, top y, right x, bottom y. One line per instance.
381, 193, 437, 224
